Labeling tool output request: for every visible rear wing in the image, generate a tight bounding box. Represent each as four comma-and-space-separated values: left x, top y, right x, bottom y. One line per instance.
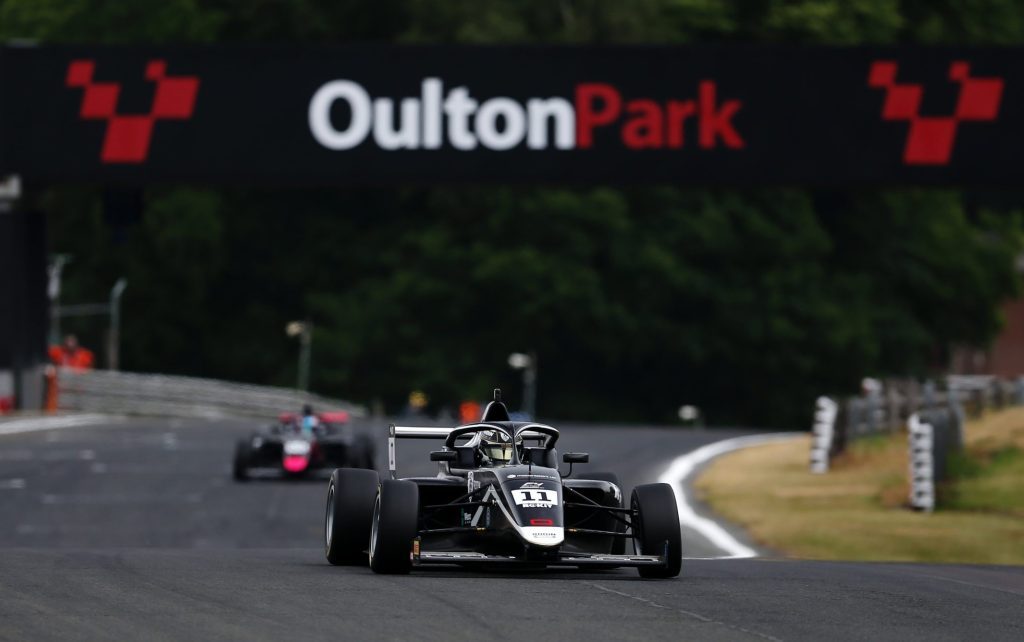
388, 425, 455, 479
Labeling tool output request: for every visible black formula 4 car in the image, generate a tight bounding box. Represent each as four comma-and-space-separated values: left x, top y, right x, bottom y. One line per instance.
234, 411, 374, 480
323, 391, 682, 577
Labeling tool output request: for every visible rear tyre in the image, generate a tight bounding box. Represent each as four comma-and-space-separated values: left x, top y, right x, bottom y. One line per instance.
631, 483, 682, 579
232, 439, 251, 482
590, 472, 625, 555
369, 480, 419, 574
325, 468, 380, 565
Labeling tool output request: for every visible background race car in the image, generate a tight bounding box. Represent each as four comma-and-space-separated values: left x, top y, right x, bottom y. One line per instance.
233, 410, 375, 480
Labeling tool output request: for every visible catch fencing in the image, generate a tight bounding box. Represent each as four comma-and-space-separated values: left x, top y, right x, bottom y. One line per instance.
810, 377, 1022, 463
54, 368, 366, 419
809, 376, 1021, 511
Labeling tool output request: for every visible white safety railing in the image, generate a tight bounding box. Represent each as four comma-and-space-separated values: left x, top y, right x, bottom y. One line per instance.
55, 368, 365, 419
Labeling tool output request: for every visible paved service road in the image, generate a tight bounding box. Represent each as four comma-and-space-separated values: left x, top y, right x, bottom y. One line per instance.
1, 417, 1022, 641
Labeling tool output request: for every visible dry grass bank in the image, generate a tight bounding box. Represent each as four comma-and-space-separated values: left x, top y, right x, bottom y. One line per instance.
694, 408, 1024, 564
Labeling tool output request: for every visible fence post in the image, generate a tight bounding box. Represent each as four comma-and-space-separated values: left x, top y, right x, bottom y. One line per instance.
886, 385, 900, 431
949, 397, 965, 454
923, 380, 937, 408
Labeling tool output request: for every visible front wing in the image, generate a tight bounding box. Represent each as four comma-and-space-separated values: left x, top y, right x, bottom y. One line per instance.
414, 550, 666, 569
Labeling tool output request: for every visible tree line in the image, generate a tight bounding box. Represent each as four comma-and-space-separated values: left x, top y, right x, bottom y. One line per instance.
6, 0, 1024, 424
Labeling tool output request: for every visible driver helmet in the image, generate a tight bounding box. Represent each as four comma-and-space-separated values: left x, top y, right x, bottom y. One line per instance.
479, 430, 518, 464
300, 405, 318, 433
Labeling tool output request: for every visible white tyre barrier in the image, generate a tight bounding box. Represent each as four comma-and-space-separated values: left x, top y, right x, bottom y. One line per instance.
908, 413, 935, 512
809, 396, 838, 474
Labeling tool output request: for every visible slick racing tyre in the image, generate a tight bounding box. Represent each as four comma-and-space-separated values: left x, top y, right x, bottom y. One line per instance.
369, 480, 419, 574
590, 472, 626, 555
325, 468, 380, 565
232, 439, 251, 482
631, 483, 682, 578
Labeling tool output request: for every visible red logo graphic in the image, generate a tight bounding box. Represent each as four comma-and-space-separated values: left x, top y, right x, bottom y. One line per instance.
868, 60, 1003, 165
66, 59, 200, 163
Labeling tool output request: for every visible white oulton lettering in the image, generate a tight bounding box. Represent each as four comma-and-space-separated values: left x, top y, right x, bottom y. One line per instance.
373, 98, 420, 149
527, 98, 575, 149
308, 78, 576, 151
444, 86, 478, 150
475, 98, 526, 150
308, 80, 372, 150
421, 78, 443, 149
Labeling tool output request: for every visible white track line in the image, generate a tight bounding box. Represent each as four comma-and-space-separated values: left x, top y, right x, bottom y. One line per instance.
0, 414, 122, 437
659, 432, 805, 559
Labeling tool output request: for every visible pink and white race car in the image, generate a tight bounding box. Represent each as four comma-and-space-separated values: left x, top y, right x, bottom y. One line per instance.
233, 410, 375, 481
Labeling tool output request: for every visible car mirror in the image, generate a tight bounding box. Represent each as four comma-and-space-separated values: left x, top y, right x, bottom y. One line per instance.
563, 452, 589, 464
430, 450, 457, 462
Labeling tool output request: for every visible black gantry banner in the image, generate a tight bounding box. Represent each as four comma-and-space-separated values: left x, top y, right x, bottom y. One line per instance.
0, 45, 1020, 185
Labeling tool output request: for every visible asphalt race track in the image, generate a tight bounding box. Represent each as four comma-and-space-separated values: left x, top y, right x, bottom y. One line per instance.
1, 417, 1022, 641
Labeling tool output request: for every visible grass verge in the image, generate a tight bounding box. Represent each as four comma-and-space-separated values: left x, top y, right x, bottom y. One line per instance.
694, 407, 1024, 564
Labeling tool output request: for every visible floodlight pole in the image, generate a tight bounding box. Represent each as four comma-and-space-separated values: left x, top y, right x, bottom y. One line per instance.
47, 254, 72, 345
108, 278, 127, 371
287, 321, 313, 392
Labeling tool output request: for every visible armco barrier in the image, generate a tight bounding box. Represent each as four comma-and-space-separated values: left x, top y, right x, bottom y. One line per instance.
811, 378, 985, 512
907, 407, 964, 512
810, 376, 1015, 473
54, 368, 365, 419
918, 405, 964, 484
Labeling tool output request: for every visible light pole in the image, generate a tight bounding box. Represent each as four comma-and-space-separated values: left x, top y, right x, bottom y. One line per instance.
47, 254, 72, 345
286, 321, 313, 392
107, 278, 127, 371
508, 351, 537, 419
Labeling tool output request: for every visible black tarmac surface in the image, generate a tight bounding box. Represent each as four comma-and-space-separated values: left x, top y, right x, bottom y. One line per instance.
1, 417, 1022, 641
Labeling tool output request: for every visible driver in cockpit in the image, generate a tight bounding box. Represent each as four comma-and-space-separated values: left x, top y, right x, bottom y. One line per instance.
477, 430, 517, 466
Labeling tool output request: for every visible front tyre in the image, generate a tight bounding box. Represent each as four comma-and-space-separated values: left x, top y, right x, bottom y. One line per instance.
325, 468, 379, 565
631, 483, 682, 578
369, 480, 419, 574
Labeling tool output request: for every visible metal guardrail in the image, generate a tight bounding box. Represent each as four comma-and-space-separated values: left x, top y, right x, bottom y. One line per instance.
55, 368, 366, 419
824, 377, 1024, 455
810, 376, 1020, 511
810, 376, 1022, 467
907, 407, 965, 512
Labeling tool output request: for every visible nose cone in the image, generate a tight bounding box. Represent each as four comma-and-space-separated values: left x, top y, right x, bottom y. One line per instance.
520, 526, 564, 547
283, 455, 309, 472
499, 467, 565, 547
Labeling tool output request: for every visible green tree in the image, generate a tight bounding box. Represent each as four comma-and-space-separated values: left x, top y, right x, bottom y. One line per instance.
9, 0, 1024, 424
